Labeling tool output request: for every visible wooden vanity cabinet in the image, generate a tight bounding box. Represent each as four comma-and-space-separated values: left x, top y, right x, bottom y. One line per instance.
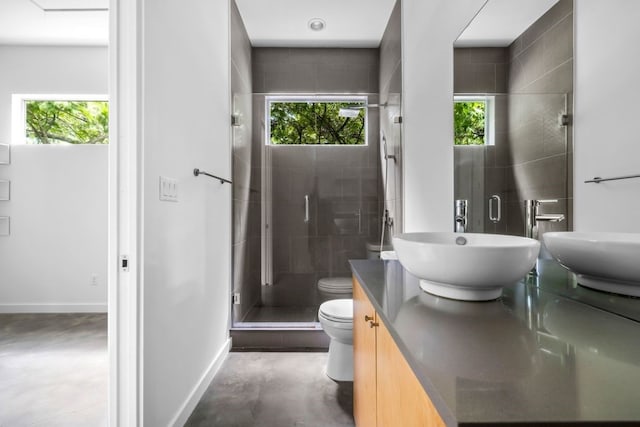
353, 277, 446, 427
353, 277, 377, 426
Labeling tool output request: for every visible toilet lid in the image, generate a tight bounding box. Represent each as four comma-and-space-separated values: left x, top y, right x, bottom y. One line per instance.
318, 277, 352, 293
319, 299, 353, 322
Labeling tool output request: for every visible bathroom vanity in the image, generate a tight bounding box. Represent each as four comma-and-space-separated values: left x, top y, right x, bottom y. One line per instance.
350, 259, 640, 426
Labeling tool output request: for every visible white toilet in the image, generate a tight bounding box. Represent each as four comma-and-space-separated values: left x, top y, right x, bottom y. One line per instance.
318, 298, 354, 381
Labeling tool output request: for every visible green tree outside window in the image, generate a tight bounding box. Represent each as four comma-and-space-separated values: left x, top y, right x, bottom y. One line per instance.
270, 101, 365, 145
26, 100, 109, 145
454, 101, 486, 145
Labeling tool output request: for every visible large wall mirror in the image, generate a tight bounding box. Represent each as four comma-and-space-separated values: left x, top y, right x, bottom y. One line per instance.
453, 0, 573, 240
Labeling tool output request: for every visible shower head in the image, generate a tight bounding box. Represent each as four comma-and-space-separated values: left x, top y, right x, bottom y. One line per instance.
338, 102, 389, 118
338, 108, 361, 118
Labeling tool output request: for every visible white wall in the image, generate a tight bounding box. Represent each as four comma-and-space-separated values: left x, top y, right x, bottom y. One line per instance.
0, 46, 108, 312
402, 0, 487, 232
574, 0, 640, 232
139, 0, 232, 425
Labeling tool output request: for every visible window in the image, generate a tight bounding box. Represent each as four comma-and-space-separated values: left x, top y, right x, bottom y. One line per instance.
267, 96, 367, 145
454, 95, 494, 146
12, 94, 109, 145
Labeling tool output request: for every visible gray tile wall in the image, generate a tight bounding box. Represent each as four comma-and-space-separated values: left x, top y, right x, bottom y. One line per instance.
252, 48, 381, 307
231, 0, 258, 323
379, 0, 403, 237
454, 48, 508, 94
506, 0, 573, 236
253, 48, 379, 93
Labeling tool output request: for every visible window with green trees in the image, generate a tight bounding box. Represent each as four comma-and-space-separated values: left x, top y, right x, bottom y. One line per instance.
454, 99, 488, 146
268, 98, 366, 145
25, 100, 109, 145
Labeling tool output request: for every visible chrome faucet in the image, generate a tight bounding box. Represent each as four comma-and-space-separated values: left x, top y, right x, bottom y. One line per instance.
525, 199, 564, 276
524, 199, 565, 240
454, 199, 468, 233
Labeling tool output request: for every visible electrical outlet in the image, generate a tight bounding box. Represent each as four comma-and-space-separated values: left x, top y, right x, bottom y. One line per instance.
159, 176, 178, 202
90, 274, 98, 286
233, 293, 241, 305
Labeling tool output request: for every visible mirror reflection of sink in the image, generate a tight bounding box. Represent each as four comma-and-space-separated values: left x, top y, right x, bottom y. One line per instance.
543, 232, 640, 297
543, 298, 640, 365
392, 232, 540, 301
395, 292, 537, 382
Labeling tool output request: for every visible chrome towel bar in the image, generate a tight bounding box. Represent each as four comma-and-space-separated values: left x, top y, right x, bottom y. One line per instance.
584, 174, 640, 184
193, 168, 232, 185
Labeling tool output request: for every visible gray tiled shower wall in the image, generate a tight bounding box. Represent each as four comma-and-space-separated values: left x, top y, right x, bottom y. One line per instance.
507, 0, 573, 236
453, 0, 573, 238
248, 47, 382, 309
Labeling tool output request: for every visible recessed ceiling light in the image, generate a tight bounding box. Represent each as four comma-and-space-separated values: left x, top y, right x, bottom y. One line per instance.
308, 18, 325, 32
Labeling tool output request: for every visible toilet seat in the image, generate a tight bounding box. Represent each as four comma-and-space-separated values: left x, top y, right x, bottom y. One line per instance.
318, 277, 352, 294
319, 299, 353, 323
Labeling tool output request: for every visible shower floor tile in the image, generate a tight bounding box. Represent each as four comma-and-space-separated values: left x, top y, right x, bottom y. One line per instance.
241, 306, 318, 323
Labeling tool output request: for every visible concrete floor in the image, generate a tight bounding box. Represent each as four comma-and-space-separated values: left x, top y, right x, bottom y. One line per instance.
0, 313, 108, 427
186, 352, 354, 427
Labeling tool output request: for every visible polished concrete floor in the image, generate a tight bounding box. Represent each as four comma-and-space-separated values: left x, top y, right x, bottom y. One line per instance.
186, 352, 354, 427
0, 313, 108, 427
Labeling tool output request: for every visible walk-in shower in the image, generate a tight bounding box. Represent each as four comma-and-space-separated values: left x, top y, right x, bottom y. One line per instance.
232, 93, 383, 329
229, 0, 403, 338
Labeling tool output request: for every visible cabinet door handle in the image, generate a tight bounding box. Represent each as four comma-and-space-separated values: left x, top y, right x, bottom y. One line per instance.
369, 321, 379, 328
364, 315, 374, 322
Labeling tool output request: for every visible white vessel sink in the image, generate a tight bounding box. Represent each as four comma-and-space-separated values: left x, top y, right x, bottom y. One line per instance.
543, 232, 640, 297
392, 232, 540, 301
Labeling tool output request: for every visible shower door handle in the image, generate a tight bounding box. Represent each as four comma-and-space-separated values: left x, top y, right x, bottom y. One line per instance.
304, 195, 310, 223
489, 195, 502, 223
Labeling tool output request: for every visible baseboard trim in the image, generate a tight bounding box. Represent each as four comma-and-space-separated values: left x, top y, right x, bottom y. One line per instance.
170, 337, 231, 427
0, 303, 108, 313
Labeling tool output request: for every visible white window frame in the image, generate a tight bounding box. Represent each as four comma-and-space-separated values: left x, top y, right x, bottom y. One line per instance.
11, 93, 109, 145
453, 95, 495, 146
265, 95, 369, 146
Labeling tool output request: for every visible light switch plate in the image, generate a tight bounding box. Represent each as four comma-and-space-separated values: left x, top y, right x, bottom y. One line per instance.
159, 176, 178, 202
0, 144, 9, 164
0, 180, 10, 201
0, 217, 9, 236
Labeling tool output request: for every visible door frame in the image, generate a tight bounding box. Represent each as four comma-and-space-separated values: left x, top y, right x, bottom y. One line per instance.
108, 0, 141, 424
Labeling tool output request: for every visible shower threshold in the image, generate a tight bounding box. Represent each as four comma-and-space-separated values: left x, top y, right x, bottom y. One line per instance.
230, 325, 330, 350
232, 321, 322, 329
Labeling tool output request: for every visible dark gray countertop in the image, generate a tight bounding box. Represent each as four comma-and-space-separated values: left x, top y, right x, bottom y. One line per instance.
350, 259, 640, 426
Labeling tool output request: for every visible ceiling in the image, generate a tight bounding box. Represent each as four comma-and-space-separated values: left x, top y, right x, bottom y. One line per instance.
0, 0, 559, 49
0, 0, 108, 46
235, 0, 397, 48
455, 0, 559, 47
